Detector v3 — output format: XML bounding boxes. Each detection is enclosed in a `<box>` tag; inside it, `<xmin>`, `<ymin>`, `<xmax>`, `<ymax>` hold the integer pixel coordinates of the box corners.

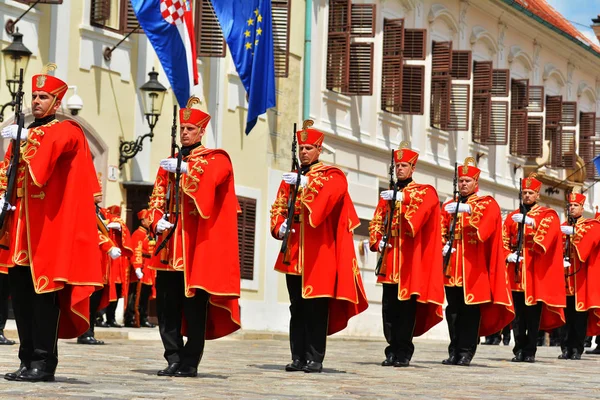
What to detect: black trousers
<box><xmin>124</xmin><ymin>283</ymin><xmax>152</xmax><ymax>324</ymax></box>
<box><xmin>286</xmin><ymin>274</ymin><xmax>329</xmax><ymax>363</ymax></box>
<box><xmin>560</xmin><ymin>295</ymin><xmax>588</xmax><ymax>355</ymax></box>
<box><xmin>80</xmin><ymin>287</ymin><xmax>104</xmax><ymax>338</ymax></box>
<box><xmin>9</xmin><ymin>266</ymin><xmax>60</xmax><ymax>373</ymax></box>
<box><xmin>382</xmin><ymin>283</ymin><xmax>417</xmax><ymax>360</ymax></box>
<box><xmin>445</xmin><ymin>286</ymin><xmax>481</xmax><ymax>360</ymax></box>
<box><xmin>156</xmin><ymin>271</ymin><xmax>209</xmax><ymax>368</ymax></box>
<box><xmin>512</xmin><ymin>291</ymin><xmax>543</xmax><ymax>357</ymax></box>
<box><xmin>0</xmin><ymin>273</ymin><xmax>9</xmax><ymax>333</ymax></box>
<box><xmin>105</xmin><ymin>283</ymin><xmax>122</xmax><ymax>323</ymax></box>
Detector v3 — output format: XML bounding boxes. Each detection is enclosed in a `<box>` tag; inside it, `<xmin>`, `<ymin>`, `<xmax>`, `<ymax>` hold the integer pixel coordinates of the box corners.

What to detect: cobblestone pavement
<box><xmin>0</xmin><ymin>330</ymin><xmax>599</xmax><ymax>400</ymax></box>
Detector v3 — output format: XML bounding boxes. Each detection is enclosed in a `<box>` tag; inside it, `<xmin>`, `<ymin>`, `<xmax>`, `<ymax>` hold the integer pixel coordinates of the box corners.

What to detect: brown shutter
<box><xmin>120</xmin><ymin>0</ymin><xmax>142</xmax><ymax>34</ymax></box>
<box><xmin>561</xmin><ymin>101</ymin><xmax>577</xmax><ymax>127</ymax></box>
<box><xmin>381</xmin><ymin>18</ymin><xmax>404</xmax><ymax>114</ymax></box>
<box><xmin>91</xmin><ymin>0</ymin><xmax>111</xmax><ymax>25</ymax></box>
<box><xmin>489</xmin><ymin>101</ymin><xmax>509</xmax><ymax>145</ymax></box>
<box><xmin>579</xmin><ymin>112</ymin><xmax>598</xmax><ymax>179</ymax></box>
<box><xmin>527</xmin><ymin>86</ymin><xmax>544</xmax><ymax>112</ymax></box>
<box><xmin>509</xmin><ymin>110</ymin><xmax>528</xmax><ymax>156</ymax></box>
<box><xmin>348</xmin><ymin>43</ymin><xmax>374</xmax><ymax>95</ymax></box>
<box><xmin>491</xmin><ymin>69</ymin><xmax>509</xmax><ymax>97</ymax></box>
<box><xmin>510</xmin><ymin>79</ymin><xmax>529</xmax><ymax>109</ymax></box>
<box><xmin>450</xmin><ymin>51</ymin><xmax>471</xmax><ymax>80</ymax></box>
<box><xmin>473</xmin><ymin>61</ymin><xmax>493</xmax><ymax>93</ymax></box>
<box><xmin>580</xmin><ymin>112</ymin><xmax>596</xmax><ymax>138</ymax></box>
<box><xmin>326</xmin><ymin>0</ymin><xmax>351</xmax><ymax>93</ymax></box>
<box><xmin>549</xmin><ymin>128</ymin><xmax>576</xmax><ymax>168</ymax></box>
<box><xmin>448</xmin><ymin>84</ymin><xmax>470</xmax><ymax>131</ymax></box>
<box><xmin>403</xmin><ymin>29</ymin><xmax>426</xmax><ymax>60</ymax></box>
<box><xmin>350</xmin><ymin>4</ymin><xmax>375</xmax><ymax>37</ymax></box>
<box><xmin>430</xmin><ymin>77</ymin><xmax>451</xmax><ymax>130</ymax></box>
<box><xmin>237</xmin><ymin>196</ymin><xmax>256</xmax><ymax>281</ymax></box>
<box><xmin>196</xmin><ymin>0</ymin><xmax>226</xmax><ymax>58</ymax></box>
<box><xmin>545</xmin><ymin>95</ymin><xmax>563</xmax><ymax>139</ymax></box>
<box><xmin>400</xmin><ymin>65</ymin><xmax>424</xmax><ymax>115</ymax></box>
<box><xmin>524</xmin><ymin>116</ymin><xmax>543</xmax><ymax>157</ymax></box>
<box><xmin>509</xmin><ymin>79</ymin><xmax>530</xmax><ymax>156</ymax></box>
<box><xmin>431</xmin><ymin>41</ymin><xmax>452</xmax><ymax>75</ymax></box>
<box><xmin>272</xmin><ymin>0</ymin><xmax>291</xmax><ymax>78</ymax></box>
<box><xmin>472</xmin><ymin>95</ymin><xmax>492</xmax><ymax>143</ymax></box>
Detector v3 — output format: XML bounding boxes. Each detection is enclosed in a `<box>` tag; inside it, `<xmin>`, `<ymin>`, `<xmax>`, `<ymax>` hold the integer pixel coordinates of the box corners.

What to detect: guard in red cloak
<box><xmin>0</xmin><ymin>64</ymin><xmax>103</xmax><ymax>382</ymax></box>
<box><xmin>270</xmin><ymin>120</ymin><xmax>368</xmax><ymax>373</ymax></box>
<box><xmin>368</xmin><ymin>143</ymin><xmax>444</xmax><ymax>367</ymax></box>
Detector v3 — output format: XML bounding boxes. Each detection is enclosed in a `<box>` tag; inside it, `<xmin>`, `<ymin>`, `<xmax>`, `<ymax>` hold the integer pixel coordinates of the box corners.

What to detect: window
<box><xmin>90</xmin><ymin>0</ymin><xmax>142</xmax><ymax>34</ymax></box>
<box><xmin>400</xmin><ymin>65</ymin><xmax>425</xmax><ymax>115</ymax></box>
<box><xmin>403</xmin><ymin>29</ymin><xmax>426</xmax><ymax>60</ymax></box>
<box><xmin>429</xmin><ymin>41</ymin><xmax>452</xmax><ymax>130</ymax></box>
<box><xmin>195</xmin><ymin>0</ymin><xmax>226</xmax><ymax>57</ymax></box>
<box><xmin>237</xmin><ymin>196</ymin><xmax>256</xmax><ymax>280</ymax></box>
<box><xmin>545</xmin><ymin>95</ymin><xmax>562</xmax><ymax>139</ymax></box>
<box><xmin>509</xmin><ymin>79</ymin><xmax>531</xmax><ymax>156</ymax></box>
<box><xmin>272</xmin><ymin>0</ymin><xmax>291</xmax><ymax>77</ymax></box>
<box><xmin>471</xmin><ymin>61</ymin><xmax>493</xmax><ymax>143</ymax></box>
<box><xmin>527</xmin><ymin>86</ymin><xmax>544</xmax><ymax>112</ymax></box>
<box><xmin>381</xmin><ymin>18</ymin><xmax>404</xmax><ymax>114</ymax></box>
<box><xmin>561</xmin><ymin>102</ymin><xmax>577</xmax><ymax>127</ymax></box>
<box><xmin>578</xmin><ymin>112</ymin><xmax>599</xmax><ymax>179</ymax></box>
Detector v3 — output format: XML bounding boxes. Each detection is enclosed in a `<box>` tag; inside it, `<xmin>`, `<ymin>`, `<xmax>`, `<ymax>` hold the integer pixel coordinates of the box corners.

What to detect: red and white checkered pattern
<box><xmin>160</xmin><ymin>0</ymin><xmax>186</xmax><ymax>25</ymax></box>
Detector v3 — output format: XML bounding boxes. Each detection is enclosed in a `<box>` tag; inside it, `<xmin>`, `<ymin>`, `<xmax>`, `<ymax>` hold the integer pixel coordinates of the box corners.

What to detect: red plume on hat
<box><xmin>393</xmin><ymin>141</ymin><xmax>419</xmax><ymax>165</ymax></box>
<box><xmin>458</xmin><ymin>157</ymin><xmax>480</xmax><ymax>180</ymax></box>
<box><xmin>522</xmin><ymin>173</ymin><xmax>542</xmax><ymax>192</ymax></box>
<box><xmin>296</xmin><ymin>119</ymin><xmax>324</xmax><ymax>146</ymax></box>
<box><xmin>179</xmin><ymin>96</ymin><xmax>211</xmax><ymax>128</ymax></box>
<box><xmin>32</xmin><ymin>63</ymin><xmax>68</xmax><ymax>101</ymax></box>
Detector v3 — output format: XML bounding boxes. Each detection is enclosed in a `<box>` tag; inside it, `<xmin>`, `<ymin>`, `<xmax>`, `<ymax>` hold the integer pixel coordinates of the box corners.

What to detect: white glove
<box><xmin>277</xmin><ymin>220</ymin><xmax>295</xmax><ymax>239</ymax></box>
<box><xmin>108</xmin><ymin>247</ymin><xmax>121</xmax><ymax>259</ymax></box>
<box><xmin>135</xmin><ymin>268</ymin><xmax>144</xmax><ymax>279</ymax></box>
<box><xmin>512</xmin><ymin>213</ymin><xmax>535</xmax><ymax>227</ymax></box>
<box><xmin>156</xmin><ymin>218</ymin><xmax>174</xmax><ymax>234</ymax></box>
<box><xmin>106</xmin><ymin>222</ymin><xmax>121</xmax><ymax>231</ymax></box>
<box><xmin>442</xmin><ymin>244</ymin><xmax>456</xmax><ymax>256</ymax></box>
<box><xmin>506</xmin><ymin>252</ymin><xmax>523</xmax><ymax>263</ymax></box>
<box><xmin>444</xmin><ymin>202</ymin><xmax>471</xmax><ymax>214</ymax></box>
<box><xmin>1</xmin><ymin>124</ymin><xmax>29</xmax><ymax>141</ymax></box>
<box><xmin>282</xmin><ymin>172</ymin><xmax>308</xmax><ymax>187</ymax></box>
<box><xmin>561</xmin><ymin>226</ymin><xmax>575</xmax><ymax>236</ymax></box>
<box><xmin>160</xmin><ymin>158</ymin><xmax>188</xmax><ymax>174</ymax></box>
<box><xmin>380</xmin><ymin>190</ymin><xmax>403</xmax><ymax>202</ymax></box>
<box><xmin>378</xmin><ymin>240</ymin><xmax>392</xmax><ymax>252</ymax></box>
<box><xmin>563</xmin><ymin>258</ymin><xmax>571</xmax><ymax>268</ymax></box>
<box><xmin>0</xmin><ymin>197</ymin><xmax>15</xmax><ymax>212</ymax></box>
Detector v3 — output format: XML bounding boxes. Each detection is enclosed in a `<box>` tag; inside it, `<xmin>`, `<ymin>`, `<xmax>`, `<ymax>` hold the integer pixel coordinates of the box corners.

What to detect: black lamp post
<box><xmin>119</xmin><ymin>68</ymin><xmax>167</xmax><ymax>169</ymax></box>
<box><xmin>0</xmin><ymin>29</ymin><xmax>32</xmax><ymax>122</ymax></box>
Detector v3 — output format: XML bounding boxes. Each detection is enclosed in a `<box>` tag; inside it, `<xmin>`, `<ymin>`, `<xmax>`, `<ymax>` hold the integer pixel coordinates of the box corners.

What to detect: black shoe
<box><xmin>442</xmin><ymin>355</ymin><xmax>458</xmax><ymax>365</ymax></box>
<box><xmin>482</xmin><ymin>338</ymin><xmax>493</xmax><ymax>345</ymax></box>
<box><xmin>95</xmin><ymin>319</ymin><xmax>109</xmax><ymax>328</ymax></box>
<box><xmin>302</xmin><ymin>361</ymin><xmax>323</xmax><ymax>373</ymax></box>
<box><xmin>585</xmin><ymin>346</ymin><xmax>600</xmax><ymax>355</ymax></box>
<box><xmin>4</xmin><ymin>365</ymin><xmax>28</xmax><ymax>381</ymax></box>
<box><xmin>124</xmin><ymin>320</ymin><xmax>137</xmax><ymax>328</ymax></box>
<box><xmin>558</xmin><ymin>351</ymin><xmax>571</xmax><ymax>360</ymax></box>
<box><xmin>393</xmin><ymin>358</ymin><xmax>410</xmax><ymax>367</ymax></box>
<box><xmin>503</xmin><ymin>338</ymin><xmax>510</xmax><ymax>346</ymax></box>
<box><xmin>585</xmin><ymin>337</ymin><xmax>592</xmax><ymax>347</ymax></box>
<box><xmin>77</xmin><ymin>336</ymin><xmax>104</xmax><ymax>345</ymax></box>
<box><xmin>571</xmin><ymin>350</ymin><xmax>582</xmax><ymax>360</ymax></box>
<box><xmin>491</xmin><ymin>337</ymin><xmax>501</xmax><ymax>345</ymax></box>
<box><xmin>285</xmin><ymin>359</ymin><xmax>306</xmax><ymax>371</ymax></box>
<box><xmin>381</xmin><ymin>355</ymin><xmax>396</xmax><ymax>367</ymax></box>
<box><xmin>15</xmin><ymin>368</ymin><xmax>55</xmax><ymax>382</ymax></box>
<box><xmin>157</xmin><ymin>362</ymin><xmax>180</xmax><ymax>376</ymax></box>
<box><xmin>0</xmin><ymin>334</ymin><xmax>15</xmax><ymax>345</ymax></box>
<box><xmin>456</xmin><ymin>356</ymin><xmax>471</xmax><ymax>366</ymax></box>
<box><xmin>523</xmin><ymin>356</ymin><xmax>535</xmax><ymax>363</ymax></box>
<box><xmin>511</xmin><ymin>352</ymin><xmax>524</xmax><ymax>362</ymax></box>
<box><xmin>141</xmin><ymin>320</ymin><xmax>156</xmax><ymax>328</ymax></box>
<box><xmin>174</xmin><ymin>365</ymin><xmax>197</xmax><ymax>377</ymax></box>
<box><xmin>107</xmin><ymin>320</ymin><xmax>122</xmax><ymax>328</ymax></box>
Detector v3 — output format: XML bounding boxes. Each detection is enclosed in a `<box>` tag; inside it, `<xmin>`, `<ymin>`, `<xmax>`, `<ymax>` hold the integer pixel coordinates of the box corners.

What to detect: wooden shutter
<box><xmin>524</xmin><ymin>116</ymin><xmax>543</xmax><ymax>157</ymax></box>
<box><xmin>430</xmin><ymin>77</ymin><xmax>451</xmax><ymax>130</ymax></box>
<box><xmin>272</xmin><ymin>0</ymin><xmax>291</xmax><ymax>78</ymax></box>
<box><xmin>91</xmin><ymin>0</ymin><xmax>111</xmax><ymax>26</ymax></box>
<box><xmin>350</xmin><ymin>4</ymin><xmax>375</xmax><ymax>37</ymax></box>
<box><xmin>545</xmin><ymin>95</ymin><xmax>562</xmax><ymax>139</ymax></box>
<box><xmin>448</xmin><ymin>84</ymin><xmax>470</xmax><ymax>131</ymax></box>
<box><xmin>549</xmin><ymin>129</ymin><xmax>576</xmax><ymax>168</ymax></box>
<box><xmin>326</xmin><ymin>0</ymin><xmax>351</xmax><ymax>93</ymax></box>
<box><xmin>431</xmin><ymin>41</ymin><xmax>452</xmax><ymax>75</ymax></box>
<box><xmin>579</xmin><ymin>112</ymin><xmax>598</xmax><ymax>179</ymax></box>
<box><xmin>450</xmin><ymin>51</ymin><xmax>471</xmax><ymax>80</ymax></box>
<box><xmin>473</xmin><ymin>61</ymin><xmax>493</xmax><ymax>93</ymax></box>
<box><xmin>472</xmin><ymin>95</ymin><xmax>492</xmax><ymax>143</ymax></box>
<box><xmin>381</xmin><ymin>19</ymin><xmax>404</xmax><ymax>114</ymax></box>
<box><xmin>489</xmin><ymin>101</ymin><xmax>509</xmax><ymax>145</ymax></box>
<box><xmin>509</xmin><ymin>79</ymin><xmax>530</xmax><ymax>156</ymax></box>
<box><xmin>510</xmin><ymin>79</ymin><xmax>529</xmax><ymax>109</ymax></box>
<box><xmin>561</xmin><ymin>102</ymin><xmax>577</xmax><ymax>127</ymax></box>
<box><xmin>237</xmin><ymin>196</ymin><xmax>256</xmax><ymax>280</ymax></box>
<box><xmin>400</xmin><ymin>65</ymin><xmax>424</xmax><ymax>115</ymax></box>
<box><xmin>120</xmin><ymin>0</ymin><xmax>142</xmax><ymax>34</ymax></box>
<box><xmin>348</xmin><ymin>43</ymin><xmax>374</xmax><ymax>95</ymax></box>
<box><xmin>491</xmin><ymin>69</ymin><xmax>509</xmax><ymax>97</ymax></box>
<box><xmin>403</xmin><ymin>29</ymin><xmax>426</xmax><ymax>60</ymax></box>
<box><xmin>196</xmin><ymin>0</ymin><xmax>226</xmax><ymax>57</ymax></box>
<box><xmin>580</xmin><ymin>112</ymin><xmax>596</xmax><ymax>138</ymax></box>
<box><xmin>527</xmin><ymin>86</ymin><xmax>544</xmax><ymax>112</ymax></box>
<box><xmin>509</xmin><ymin>111</ymin><xmax>528</xmax><ymax>156</ymax></box>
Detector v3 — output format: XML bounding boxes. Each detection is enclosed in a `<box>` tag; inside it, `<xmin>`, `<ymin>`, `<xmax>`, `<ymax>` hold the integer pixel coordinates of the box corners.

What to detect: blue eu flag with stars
<box><xmin>211</xmin><ymin>0</ymin><xmax>276</xmax><ymax>134</ymax></box>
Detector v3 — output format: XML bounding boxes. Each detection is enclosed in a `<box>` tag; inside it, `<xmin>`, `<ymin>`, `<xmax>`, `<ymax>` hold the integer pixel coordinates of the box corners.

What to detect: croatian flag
<box><xmin>130</xmin><ymin>0</ymin><xmax>198</xmax><ymax>107</ymax></box>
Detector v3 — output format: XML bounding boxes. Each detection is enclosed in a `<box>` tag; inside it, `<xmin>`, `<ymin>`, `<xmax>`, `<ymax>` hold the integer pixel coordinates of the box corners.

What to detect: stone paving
<box><xmin>0</xmin><ymin>325</ymin><xmax>599</xmax><ymax>400</ymax></box>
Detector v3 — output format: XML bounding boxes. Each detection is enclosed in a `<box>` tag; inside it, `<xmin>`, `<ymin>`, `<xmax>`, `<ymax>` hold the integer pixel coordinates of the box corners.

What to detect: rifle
<box><xmin>443</xmin><ymin>163</ymin><xmax>461</xmax><ymax>277</ymax></box>
<box><xmin>563</xmin><ymin>204</ymin><xmax>579</xmax><ymax>280</ymax></box>
<box><xmin>0</xmin><ymin>69</ymin><xmax>25</xmax><ymax>248</ymax></box>
<box><xmin>154</xmin><ymin>106</ymin><xmax>180</xmax><ymax>258</ymax></box>
<box><xmin>96</xmin><ymin>204</ymin><xmax>110</xmax><ymax>237</ymax></box>
<box><xmin>280</xmin><ymin>123</ymin><xmax>299</xmax><ymax>264</ymax></box>
<box><xmin>375</xmin><ymin>150</ymin><xmax>397</xmax><ymax>277</ymax></box>
<box><xmin>513</xmin><ymin>179</ymin><xmax>526</xmax><ymax>283</ymax></box>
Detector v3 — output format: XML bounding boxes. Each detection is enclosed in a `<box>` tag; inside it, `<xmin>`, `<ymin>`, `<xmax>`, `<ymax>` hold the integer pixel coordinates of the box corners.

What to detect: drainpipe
<box><xmin>302</xmin><ymin>0</ymin><xmax>312</xmax><ymax>120</ymax></box>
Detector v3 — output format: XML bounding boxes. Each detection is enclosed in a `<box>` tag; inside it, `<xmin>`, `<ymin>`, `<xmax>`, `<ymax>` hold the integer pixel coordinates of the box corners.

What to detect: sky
<box><xmin>546</xmin><ymin>0</ymin><xmax>600</xmax><ymax>46</ymax></box>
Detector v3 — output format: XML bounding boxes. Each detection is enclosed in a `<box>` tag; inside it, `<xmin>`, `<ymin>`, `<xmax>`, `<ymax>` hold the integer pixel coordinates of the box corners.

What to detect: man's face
<box><xmin>180</xmin><ymin>123</ymin><xmax>203</xmax><ymax>147</ymax></box>
<box><xmin>395</xmin><ymin>162</ymin><xmax>415</xmax><ymax>181</ymax></box>
<box><xmin>569</xmin><ymin>202</ymin><xmax>583</xmax><ymax>218</ymax></box>
<box><xmin>94</xmin><ymin>194</ymin><xmax>103</xmax><ymax>204</ymax></box>
<box><xmin>32</xmin><ymin>91</ymin><xmax>60</xmax><ymax>119</ymax></box>
<box><xmin>458</xmin><ymin>176</ymin><xmax>477</xmax><ymax>197</ymax></box>
<box><xmin>522</xmin><ymin>189</ymin><xmax>539</xmax><ymax>205</ymax></box>
<box><xmin>299</xmin><ymin>144</ymin><xmax>321</xmax><ymax>166</ymax></box>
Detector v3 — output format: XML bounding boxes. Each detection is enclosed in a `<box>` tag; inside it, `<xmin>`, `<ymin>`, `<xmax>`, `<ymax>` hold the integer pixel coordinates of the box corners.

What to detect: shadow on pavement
<box><xmin>250</xmin><ymin>364</ymin><xmax>349</xmax><ymax>374</ymax></box>
<box><xmin>54</xmin><ymin>377</ymin><xmax>91</xmax><ymax>385</ymax></box>
<box><xmin>131</xmin><ymin>369</ymin><xmax>229</xmax><ymax>379</ymax></box>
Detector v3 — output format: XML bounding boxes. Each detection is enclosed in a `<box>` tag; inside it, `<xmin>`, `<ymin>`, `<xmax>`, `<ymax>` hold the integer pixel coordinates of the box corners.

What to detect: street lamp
<box><xmin>119</xmin><ymin>68</ymin><xmax>167</xmax><ymax>169</ymax></box>
<box><xmin>0</xmin><ymin>29</ymin><xmax>32</xmax><ymax>122</ymax></box>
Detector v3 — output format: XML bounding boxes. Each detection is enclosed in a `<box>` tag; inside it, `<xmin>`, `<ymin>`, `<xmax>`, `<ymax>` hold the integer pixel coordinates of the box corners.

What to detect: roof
<box><xmin>504</xmin><ymin>0</ymin><xmax>600</xmax><ymax>55</ymax></box>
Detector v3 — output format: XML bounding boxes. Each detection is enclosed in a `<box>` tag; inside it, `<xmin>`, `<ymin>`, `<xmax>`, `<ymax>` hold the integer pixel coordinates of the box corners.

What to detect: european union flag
<box><xmin>211</xmin><ymin>0</ymin><xmax>276</xmax><ymax>134</ymax></box>
<box><xmin>594</xmin><ymin>155</ymin><xmax>600</xmax><ymax>176</ymax></box>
